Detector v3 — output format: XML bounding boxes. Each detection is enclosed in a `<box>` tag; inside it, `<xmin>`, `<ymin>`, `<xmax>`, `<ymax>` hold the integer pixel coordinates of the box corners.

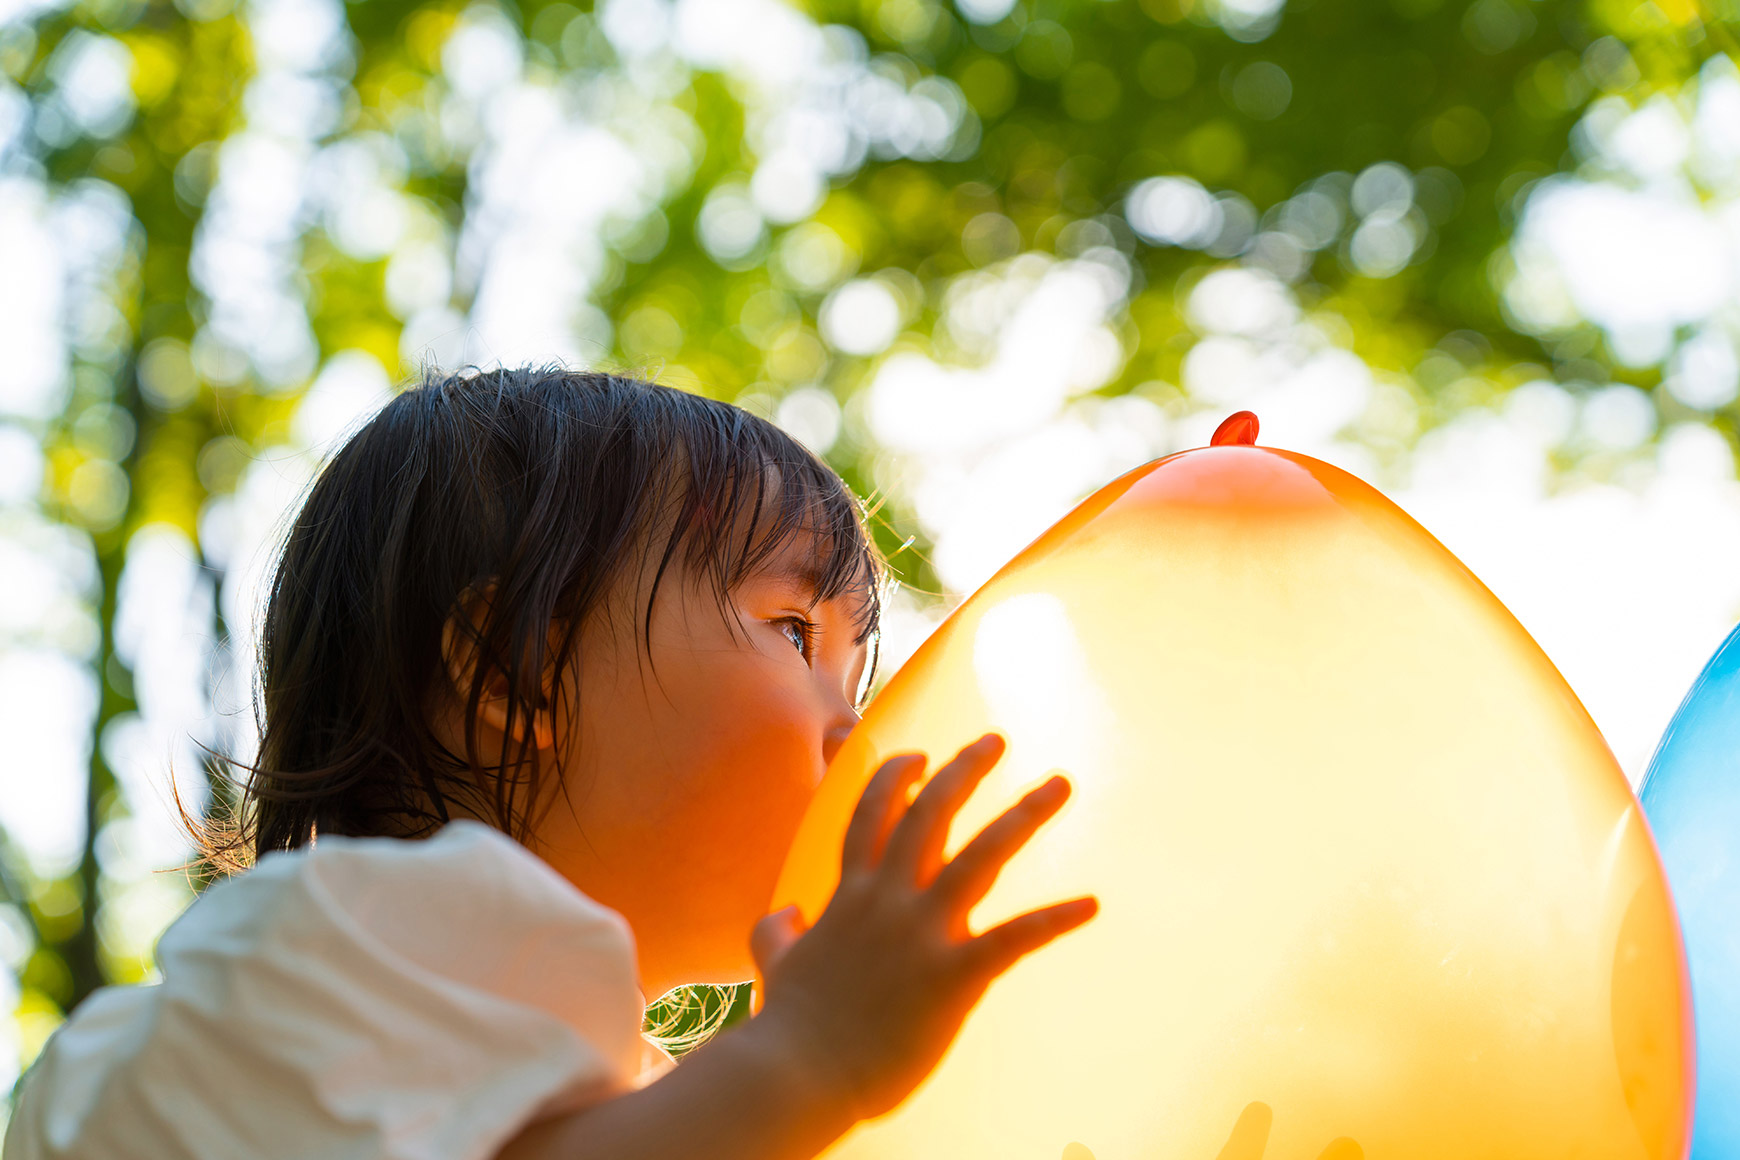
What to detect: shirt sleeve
<box><xmin>5</xmin><ymin>820</ymin><xmax>656</xmax><ymax>1160</ymax></box>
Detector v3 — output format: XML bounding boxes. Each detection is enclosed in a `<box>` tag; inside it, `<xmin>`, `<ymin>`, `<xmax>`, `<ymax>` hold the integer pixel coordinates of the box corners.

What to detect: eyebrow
<box><xmin>747</xmin><ymin>550</ymin><xmax>879</xmax><ymax>648</ymax></box>
<box><xmin>756</xmin><ymin>562</ymin><xmax>875</xmax><ymax>634</ymax></box>
<box><xmin>756</xmin><ymin>561</ymin><xmax>827</xmax><ymax>599</ymax></box>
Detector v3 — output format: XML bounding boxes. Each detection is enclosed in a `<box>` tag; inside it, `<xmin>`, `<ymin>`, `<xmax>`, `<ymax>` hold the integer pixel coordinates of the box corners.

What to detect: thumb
<box><xmin>751</xmin><ymin>904</ymin><xmax>809</xmax><ymax>978</ymax></box>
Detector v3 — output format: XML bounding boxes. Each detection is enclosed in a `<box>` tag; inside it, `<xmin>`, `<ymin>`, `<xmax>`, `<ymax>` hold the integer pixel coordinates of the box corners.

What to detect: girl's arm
<box><xmin>498</xmin><ymin>734</ymin><xmax>1097</xmax><ymax>1160</ymax></box>
<box><xmin>497</xmin><ymin>1008</ymin><xmax>852</xmax><ymax>1160</ymax></box>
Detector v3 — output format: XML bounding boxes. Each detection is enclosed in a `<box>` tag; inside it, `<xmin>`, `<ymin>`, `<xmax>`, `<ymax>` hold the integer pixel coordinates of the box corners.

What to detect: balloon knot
<box><xmin>1211</xmin><ymin>411</ymin><xmax>1260</xmax><ymax>447</ymax></box>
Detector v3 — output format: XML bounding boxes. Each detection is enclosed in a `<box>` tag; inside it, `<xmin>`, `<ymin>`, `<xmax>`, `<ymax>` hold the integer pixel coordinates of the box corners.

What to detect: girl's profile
<box><xmin>5</xmin><ymin>366</ymin><xmax>1096</xmax><ymax>1160</ymax></box>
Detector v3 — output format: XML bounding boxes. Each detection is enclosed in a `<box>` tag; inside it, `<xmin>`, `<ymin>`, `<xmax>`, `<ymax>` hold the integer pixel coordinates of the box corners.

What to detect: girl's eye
<box><xmin>776</xmin><ymin>616</ymin><xmax>818</xmax><ymax>662</ymax></box>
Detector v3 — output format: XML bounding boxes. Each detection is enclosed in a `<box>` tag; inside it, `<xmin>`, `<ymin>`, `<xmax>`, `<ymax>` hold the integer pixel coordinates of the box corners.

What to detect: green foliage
<box><xmin>0</xmin><ymin>0</ymin><xmax>1730</xmax><ymax>1102</ymax></box>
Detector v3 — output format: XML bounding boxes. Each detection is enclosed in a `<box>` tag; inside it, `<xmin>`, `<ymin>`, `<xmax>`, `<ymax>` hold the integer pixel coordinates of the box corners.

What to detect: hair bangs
<box><xmin>659</xmin><ymin>403</ymin><xmax>883</xmax><ymax>651</ymax></box>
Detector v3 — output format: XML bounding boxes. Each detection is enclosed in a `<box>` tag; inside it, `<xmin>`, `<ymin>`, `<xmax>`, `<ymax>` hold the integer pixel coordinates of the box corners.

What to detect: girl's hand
<box><xmin>747</xmin><ymin>733</ymin><xmax>1099</xmax><ymax>1122</ymax></box>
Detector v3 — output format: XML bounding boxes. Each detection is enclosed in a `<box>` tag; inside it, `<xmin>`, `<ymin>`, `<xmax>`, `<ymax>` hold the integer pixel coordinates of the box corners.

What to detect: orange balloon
<box><xmin>772</xmin><ymin>415</ymin><xmax>1692</xmax><ymax>1160</ymax></box>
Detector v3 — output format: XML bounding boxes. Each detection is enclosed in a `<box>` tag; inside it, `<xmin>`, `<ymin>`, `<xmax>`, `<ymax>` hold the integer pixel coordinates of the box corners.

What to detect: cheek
<box><xmin>677</xmin><ymin>657</ymin><xmax>820</xmax><ymax>825</ymax></box>
<box><xmin>652</xmin><ymin>651</ymin><xmax>827</xmax><ymax>885</ymax></box>
<box><xmin>551</xmin><ymin>602</ymin><xmax>832</xmax><ymax>928</ymax></box>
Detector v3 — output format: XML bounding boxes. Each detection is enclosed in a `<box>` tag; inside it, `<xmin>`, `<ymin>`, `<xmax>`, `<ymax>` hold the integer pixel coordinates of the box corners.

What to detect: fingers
<box><xmin>879</xmin><ymin>733</ymin><xmax>1006</xmax><ymax>882</ymax></box>
<box><xmin>840</xmin><ymin>753</ymin><xmax>926</xmax><ymax>873</ymax></box>
<box><xmin>929</xmin><ymin>774</ymin><xmax>1071</xmax><ymax>911</ymax></box>
<box><xmin>751</xmin><ymin>905</ymin><xmax>810</xmax><ymax>976</ymax></box>
<box><xmin>967</xmin><ymin>896</ymin><xmax>1099</xmax><ymax>979</ymax></box>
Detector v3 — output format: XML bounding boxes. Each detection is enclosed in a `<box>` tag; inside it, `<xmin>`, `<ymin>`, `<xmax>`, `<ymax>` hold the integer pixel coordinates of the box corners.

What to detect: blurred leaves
<box><xmin>0</xmin><ymin>0</ymin><xmax>1733</xmax><ymax>1111</ymax></box>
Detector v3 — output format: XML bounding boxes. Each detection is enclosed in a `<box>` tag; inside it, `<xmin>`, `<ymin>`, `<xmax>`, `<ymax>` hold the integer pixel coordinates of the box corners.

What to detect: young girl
<box><xmin>6</xmin><ymin>368</ymin><xmax>1097</xmax><ymax>1160</ymax></box>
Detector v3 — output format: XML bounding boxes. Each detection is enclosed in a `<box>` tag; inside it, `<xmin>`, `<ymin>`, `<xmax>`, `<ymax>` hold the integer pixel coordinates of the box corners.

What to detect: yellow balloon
<box><xmin>772</xmin><ymin>416</ymin><xmax>1692</xmax><ymax>1160</ymax></box>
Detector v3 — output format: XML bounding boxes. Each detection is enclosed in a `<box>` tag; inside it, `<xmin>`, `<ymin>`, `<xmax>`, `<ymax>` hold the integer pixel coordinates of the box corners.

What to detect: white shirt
<box><xmin>5</xmin><ymin>820</ymin><xmax>669</xmax><ymax>1160</ymax></box>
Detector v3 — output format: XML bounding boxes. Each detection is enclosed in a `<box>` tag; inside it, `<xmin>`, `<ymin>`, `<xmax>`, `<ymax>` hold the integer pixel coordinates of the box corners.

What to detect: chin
<box><xmin>647</xmin><ymin>938</ymin><xmax>757</xmax><ymax>996</ymax></box>
<box><xmin>679</xmin><ymin>957</ymin><xmax>757</xmax><ymax>989</ymax></box>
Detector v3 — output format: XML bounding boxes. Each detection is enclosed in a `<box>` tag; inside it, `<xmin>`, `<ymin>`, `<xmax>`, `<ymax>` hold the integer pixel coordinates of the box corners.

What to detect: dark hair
<box><xmin>202</xmin><ymin>367</ymin><xmax>882</xmax><ymax>870</ymax></box>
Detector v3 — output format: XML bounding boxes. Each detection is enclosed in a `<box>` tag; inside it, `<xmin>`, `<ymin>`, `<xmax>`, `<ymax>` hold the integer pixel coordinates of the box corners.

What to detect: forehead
<box><xmin>746</xmin><ymin>531</ymin><xmax>846</xmax><ymax>599</ymax></box>
<box><xmin>710</xmin><ymin>466</ymin><xmax>852</xmax><ymax>582</ymax></box>
<box><xmin>747</xmin><ymin>528</ymin><xmax>878</xmax><ymax>625</ymax></box>
<box><xmin>669</xmin><ymin>454</ymin><xmax>879</xmax><ymax>633</ymax></box>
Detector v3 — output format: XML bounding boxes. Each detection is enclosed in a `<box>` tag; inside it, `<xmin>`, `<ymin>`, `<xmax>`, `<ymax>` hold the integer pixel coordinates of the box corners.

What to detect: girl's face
<box><xmin>529</xmin><ymin>531</ymin><xmax>870</xmax><ymax>1000</ymax></box>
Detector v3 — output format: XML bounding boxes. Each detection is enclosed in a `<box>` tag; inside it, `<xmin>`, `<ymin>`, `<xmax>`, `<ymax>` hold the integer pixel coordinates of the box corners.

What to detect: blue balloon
<box><xmin>1641</xmin><ymin>623</ymin><xmax>1740</xmax><ymax>1159</ymax></box>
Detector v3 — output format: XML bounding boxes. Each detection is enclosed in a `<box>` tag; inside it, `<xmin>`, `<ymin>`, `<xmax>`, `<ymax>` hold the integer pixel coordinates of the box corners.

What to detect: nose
<box><xmin>821</xmin><ymin>706</ymin><xmax>860</xmax><ymax>767</ymax></box>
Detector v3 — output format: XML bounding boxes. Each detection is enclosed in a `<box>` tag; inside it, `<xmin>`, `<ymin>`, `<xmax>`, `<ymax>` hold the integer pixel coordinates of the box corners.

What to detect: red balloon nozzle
<box><xmin>1211</xmin><ymin>411</ymin><xmax>1260</xmax><ymax>447</ymax></box>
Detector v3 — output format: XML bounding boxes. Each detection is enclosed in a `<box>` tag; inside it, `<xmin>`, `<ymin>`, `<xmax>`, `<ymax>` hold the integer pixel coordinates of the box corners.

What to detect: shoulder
<box><xmin>208</xmin><ymin>821</ymin><xmax>635</xmax><ymax>977</ymax></box>
<box><xmin>7</xmin><ymin>823</ymin><xmax>649</xmax><ymax>1160</ymax></box>
<box><xmin>198</xmin><ymin>818</ymin><xmax>608</xmax><ymax>927</ymax></box>
<box><xmin>174</xmin><ymin>819</ymin><xmax>648</xmax><ymax>1070</ymax></box>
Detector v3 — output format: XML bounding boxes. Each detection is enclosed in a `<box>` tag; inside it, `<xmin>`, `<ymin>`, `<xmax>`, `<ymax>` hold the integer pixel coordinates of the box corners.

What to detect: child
<box><xmin>6</xmin><ymin>368</ymin><xmax>1097</xmax><ymax>1160</ymax></box>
